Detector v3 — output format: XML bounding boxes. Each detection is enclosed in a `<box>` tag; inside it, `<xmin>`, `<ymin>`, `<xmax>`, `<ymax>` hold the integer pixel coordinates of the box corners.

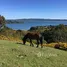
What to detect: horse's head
<box><xmin>23</xmin><ymin>37</ymin><xmax>26</xmax><ymax>45</ymax></box>
<box><xmin>23</xmin><ymin>35</ymin><xmax>27</xmax><ymax>45</ymax></box>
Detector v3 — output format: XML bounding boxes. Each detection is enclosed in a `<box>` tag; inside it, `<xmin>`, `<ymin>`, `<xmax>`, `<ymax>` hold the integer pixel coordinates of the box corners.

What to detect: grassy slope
<box><xmin>0</xmin><ymin>40</ymin><xmax>67</xmax><ymax>67</ymax></box>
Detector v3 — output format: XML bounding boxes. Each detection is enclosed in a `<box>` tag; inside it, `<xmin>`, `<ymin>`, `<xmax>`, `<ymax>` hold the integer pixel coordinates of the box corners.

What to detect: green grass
<box><xmin>0</xmin><ymin>40</ymin><xmax>67</xmax><ymax>67</ymax></box>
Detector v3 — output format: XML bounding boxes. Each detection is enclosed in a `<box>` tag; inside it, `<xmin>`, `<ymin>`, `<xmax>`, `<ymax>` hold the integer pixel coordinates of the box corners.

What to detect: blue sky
<box><xmin>0</xmin><ymin>0</ymin><xmax>67</xmax><ymax>19</ymax></box>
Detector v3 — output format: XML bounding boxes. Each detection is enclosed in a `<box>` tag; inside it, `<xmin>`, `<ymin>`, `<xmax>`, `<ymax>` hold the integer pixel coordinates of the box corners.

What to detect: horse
<box><xmin>22</xmin><ymin>32</ymin><xmax>43</xmax><ymax>48</ymax></box>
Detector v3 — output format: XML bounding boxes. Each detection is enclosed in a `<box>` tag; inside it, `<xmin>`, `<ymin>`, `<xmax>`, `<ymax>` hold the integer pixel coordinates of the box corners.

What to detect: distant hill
<box><xmin>6</xmin><ymin>19</ymin><xmax>67</xmax><ymax>24</ymax></box>
<box><xmin>6</xmin><ymin>19</ymin><xmax>24</xmax><ymax>24</ymax></box>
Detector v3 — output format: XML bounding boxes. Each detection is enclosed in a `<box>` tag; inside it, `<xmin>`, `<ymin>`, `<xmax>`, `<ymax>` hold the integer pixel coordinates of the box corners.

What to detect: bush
<box><xmin>43</xmin><ymin>24</ymin><xmax>67</xmax><ymax>43</ymax></box>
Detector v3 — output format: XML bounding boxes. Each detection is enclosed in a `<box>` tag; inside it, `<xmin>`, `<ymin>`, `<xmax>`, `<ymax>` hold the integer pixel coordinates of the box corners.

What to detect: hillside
<box><xmin>0</xmin><ymin>27</ymin><xmax>28</xmax><ymax>41</ymax></box>
<box><xmin>0</xmin><ymin>40</ymin><xmax>67</xmax><ymax>67</ymax></box>
<box><xmin>6</xmin><ymin>19</ymin><xmax>24</xmax><ymax>24</ymax></box>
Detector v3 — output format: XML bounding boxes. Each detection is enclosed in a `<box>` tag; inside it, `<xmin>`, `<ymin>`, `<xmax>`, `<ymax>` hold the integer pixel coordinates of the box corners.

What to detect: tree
<box><xmin>43</xmin><ymin>24</ymin><xmax>67</xmax><ymax>43</ymax></box>
<box><xmin>0</xmin><ymin>15</ymin><xmax>6</xmax><ymax>29</ymax></box>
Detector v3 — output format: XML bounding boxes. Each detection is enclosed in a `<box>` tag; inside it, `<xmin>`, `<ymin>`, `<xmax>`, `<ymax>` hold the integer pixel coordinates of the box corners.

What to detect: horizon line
<box><xmin>6</xmin><ymin>18</ymin><xmax>67</xmax><ymax>20</ymax></box>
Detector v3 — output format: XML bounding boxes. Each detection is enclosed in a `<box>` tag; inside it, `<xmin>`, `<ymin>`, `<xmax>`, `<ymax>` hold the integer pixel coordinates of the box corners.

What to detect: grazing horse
<box><xmin>23</xmin><ymin>32</ymin><xmax>43</xmax><ymax>48</ymax></box>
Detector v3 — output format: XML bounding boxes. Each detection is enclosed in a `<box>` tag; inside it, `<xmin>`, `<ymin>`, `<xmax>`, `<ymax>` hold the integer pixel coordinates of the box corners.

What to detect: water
<box><xmin>6</xmin><ymin>21</ymin><xmax>67</xmax><ymax>30</ymax></box>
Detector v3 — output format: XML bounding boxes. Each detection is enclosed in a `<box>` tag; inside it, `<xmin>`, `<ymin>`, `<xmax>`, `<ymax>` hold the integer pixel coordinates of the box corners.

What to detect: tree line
<box><xmin>42</xmin><ymin>24</ymin><xmax>67</xmax><ymax>43</ymax></box>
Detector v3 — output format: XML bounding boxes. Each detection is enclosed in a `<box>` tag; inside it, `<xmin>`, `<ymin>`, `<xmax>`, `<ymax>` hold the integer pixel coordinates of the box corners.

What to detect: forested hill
<box><xmin>6</xmin><ymin>19</ymin><xmax>24</xmax><ymax>24</ymax></box>
<box><xmin>6</xmin><ymin>19</ymin><xmax>67</xmax><ymax>24</ymax></box>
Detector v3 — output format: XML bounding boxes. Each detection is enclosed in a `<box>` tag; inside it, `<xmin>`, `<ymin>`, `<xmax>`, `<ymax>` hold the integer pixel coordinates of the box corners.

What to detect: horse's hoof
<box><xmin>36</xmin><ymin>46</ymin><xmax>38</xmax><ymax>48</ymax></box>
<box><xmin>32</xmin><ymin>45</ymin><xmax>34</xmax><ymax>47</ymax></box>
<box><xmin>41</xmin><ymin>46</ymin><xmax>43</xmax><ymax>48</ymax></box>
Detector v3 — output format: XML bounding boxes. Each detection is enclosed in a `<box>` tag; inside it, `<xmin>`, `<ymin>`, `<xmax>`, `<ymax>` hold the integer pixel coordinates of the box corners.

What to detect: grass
<box><xmin>0</xmin><ymin>40</ymin><xmax>67</xmax><ymax>67</ymax></box>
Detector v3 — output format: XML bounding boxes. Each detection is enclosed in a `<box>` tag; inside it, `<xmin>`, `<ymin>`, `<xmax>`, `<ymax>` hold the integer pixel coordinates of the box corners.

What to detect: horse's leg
<box><xmin>30</xmin><ymin>39</ymin><xmax>32</xmax><ymax>46</ymax></box>
<box><xmin>30</xmin><ymin>39</ymin><xmax>34</xmax><ymax>47</ymax></box>
<box><xmin>41</xmin><ymin>44</ymin><xmax>43</xmax><ymax>48</ymax></box>
<box><xmin>40</xmin><ymin>38</ymin><xmax>43</xmax><ymax>48</ymax></box>
<box><xmin>36</xmin><ymin>39</ymin><xmax>39</xmax><ymax>48</ymax></box>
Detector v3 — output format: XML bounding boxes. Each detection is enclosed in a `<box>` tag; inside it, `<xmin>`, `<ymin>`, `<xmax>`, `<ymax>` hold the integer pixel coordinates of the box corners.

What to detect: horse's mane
<box><xmin>27</xmin><ymin>31</ymin><xmax>40</xmax><ymax>35</ymax></box>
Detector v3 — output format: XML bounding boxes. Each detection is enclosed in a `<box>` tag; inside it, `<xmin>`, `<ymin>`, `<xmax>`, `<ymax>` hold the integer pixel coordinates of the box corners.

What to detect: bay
<box><xmin>6</xmin><ymin>21</ymin><xmax>67</xmax><ymax>30</ymax></box>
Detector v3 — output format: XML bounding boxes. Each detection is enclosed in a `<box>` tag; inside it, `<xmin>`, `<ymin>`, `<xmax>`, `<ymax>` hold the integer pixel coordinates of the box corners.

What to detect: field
<box><xmin>0</xmin><ymin>40</ymin><xmax>67</xmax><ymax>67</ymax></box>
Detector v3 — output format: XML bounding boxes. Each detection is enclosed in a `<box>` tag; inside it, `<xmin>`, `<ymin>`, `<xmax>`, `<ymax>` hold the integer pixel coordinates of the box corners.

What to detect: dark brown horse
<box><xmin>23</xmin><ymin>32</ymin><xmax>43</xmax><ymax>48</ymax></box>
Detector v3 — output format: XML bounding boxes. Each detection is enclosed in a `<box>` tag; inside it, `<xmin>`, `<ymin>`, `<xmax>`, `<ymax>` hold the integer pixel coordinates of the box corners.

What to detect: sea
<box><xmin>6</xmin><ymin>21</ymin><xmax>67</xmax><ymax>30</ymax></box>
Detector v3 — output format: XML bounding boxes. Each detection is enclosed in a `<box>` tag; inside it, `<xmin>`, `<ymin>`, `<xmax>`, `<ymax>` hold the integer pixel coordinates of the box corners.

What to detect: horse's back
<box><xmin>26</xmin><ymin>32</ymin><xmax>40</xmax><ymax>39</ymax></box>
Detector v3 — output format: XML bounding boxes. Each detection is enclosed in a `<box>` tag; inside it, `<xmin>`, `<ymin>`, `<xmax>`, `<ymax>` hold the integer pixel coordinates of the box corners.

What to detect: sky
<box><xmin>0</xmin><ymin>0</ymin><xmax>67</xmax><ymax>19</ymax></box>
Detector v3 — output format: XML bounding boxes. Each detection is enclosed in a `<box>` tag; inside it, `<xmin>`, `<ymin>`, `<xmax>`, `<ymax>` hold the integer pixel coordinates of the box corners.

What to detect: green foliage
<box><xmin>0</xmin><ymin>27</ymin><xmax>28</xmax><ymax>41</ymax></box>
<box><xmin>43</xmin><ymin>24</ymin><xmax>67</xmax><ymax>43</ymax></box>
<box><xmin>0</xmin><ymin>15</ymin><xmax>6</xmax><ymax>29</ymax></box>
<box><xmin>29</xmin><ymin>26</ymin><xmax>48</xmax><ymax>32</ymax></box>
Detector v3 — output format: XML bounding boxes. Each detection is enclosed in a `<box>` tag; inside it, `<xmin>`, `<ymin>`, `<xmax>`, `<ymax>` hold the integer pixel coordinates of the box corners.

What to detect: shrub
<box><xmin>43</xmin><ymin>24</ymin><xmax>67</xmax><ymax>43</ymax></box>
